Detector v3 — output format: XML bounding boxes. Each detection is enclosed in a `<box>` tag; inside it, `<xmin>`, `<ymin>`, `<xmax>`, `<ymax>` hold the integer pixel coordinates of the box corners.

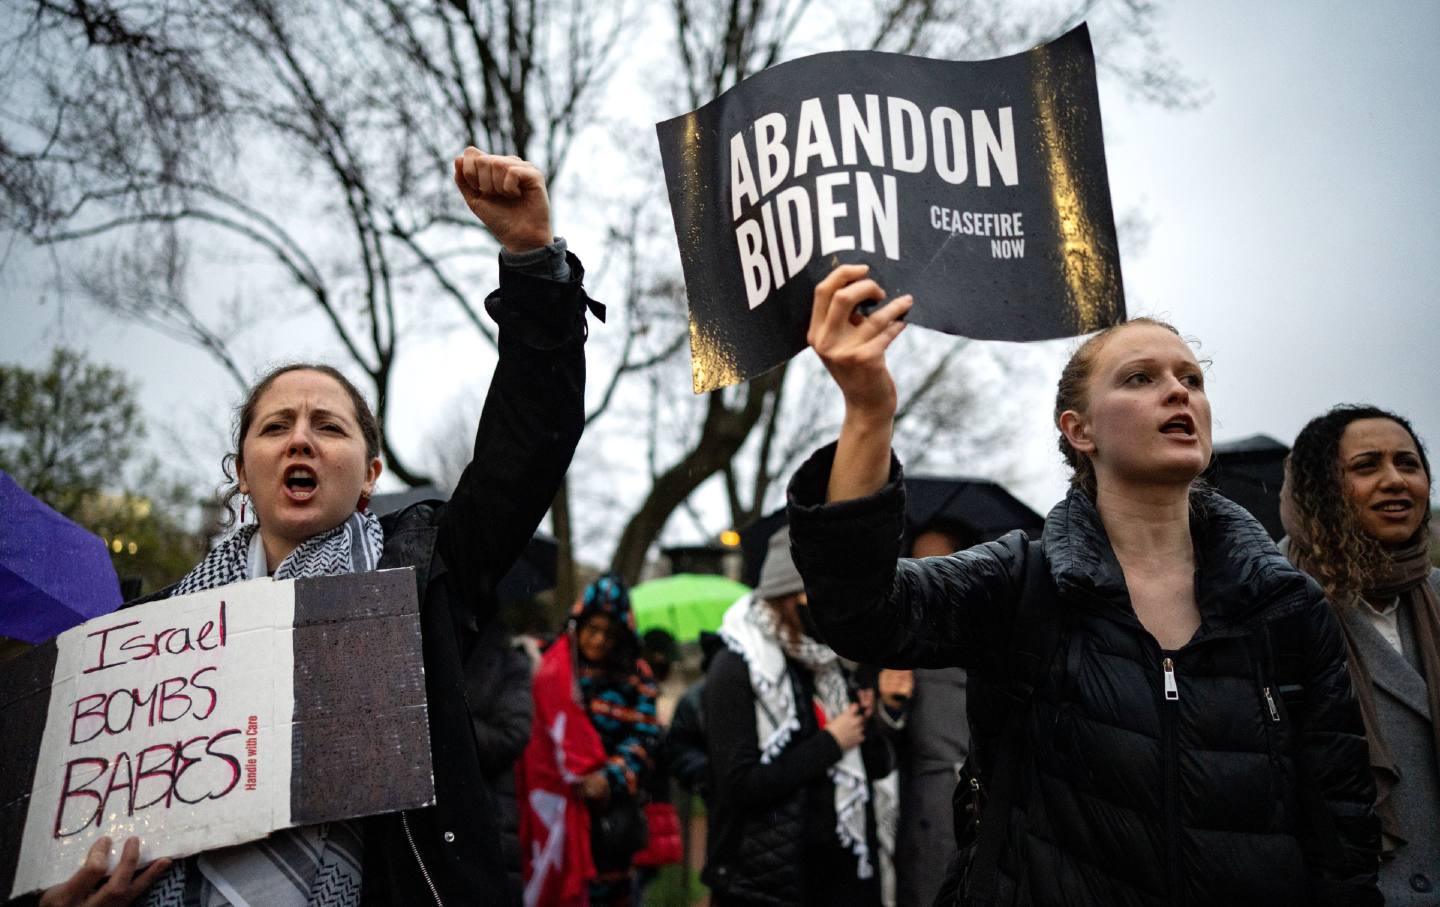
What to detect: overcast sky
<box><xmin>2</xmin><ymin>0</ymin><xmax>1437</xmax><ymax>546</ymax></box>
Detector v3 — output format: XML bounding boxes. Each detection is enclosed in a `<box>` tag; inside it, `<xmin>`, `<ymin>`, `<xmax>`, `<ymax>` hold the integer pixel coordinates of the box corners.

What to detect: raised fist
<box><xmin>453</xmin><ymin>147</ymin><xmax>553</xmax><ymax>253</ymax></box>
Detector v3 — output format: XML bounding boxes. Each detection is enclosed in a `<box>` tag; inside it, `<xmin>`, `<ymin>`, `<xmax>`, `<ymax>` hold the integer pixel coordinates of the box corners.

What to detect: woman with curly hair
<box><xmin>1282</xmin><ymin>404</ymin><xmax>1440</xmax><ymax>905</ymax></box>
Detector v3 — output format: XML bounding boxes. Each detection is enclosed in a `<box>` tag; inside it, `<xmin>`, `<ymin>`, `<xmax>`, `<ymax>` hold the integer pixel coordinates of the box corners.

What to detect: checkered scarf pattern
<box><xmin>173</xmin><ymin>510</ymin><xmax>383</xmax><ymax>593</ymax></box>
<box><xmin>142</xmin><ymin>509</ymin><xmax>381</xmax><ymax>907</ymax></box>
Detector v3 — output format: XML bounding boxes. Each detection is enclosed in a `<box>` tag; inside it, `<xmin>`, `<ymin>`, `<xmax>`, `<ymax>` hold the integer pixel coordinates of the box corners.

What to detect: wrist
<box><xmin>841</xmin><ymin>406</ymin><xmax>894</xmax><ymax>440</ymax></box>
<box><xmin>502</xmin><ymin>231</ymin><xmax>554</xmax><ymax>254</ymax></box>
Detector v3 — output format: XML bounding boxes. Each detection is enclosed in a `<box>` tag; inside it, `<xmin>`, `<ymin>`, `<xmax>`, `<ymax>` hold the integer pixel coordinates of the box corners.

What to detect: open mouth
<box><xmin>1159</xmin><ymin>413</ymin><xmax>1195</xmax><ymax>437</ymax></box>
<box><xmin>283</xmin><ymin>465</ymin><xmax>318</xmax><ymax>498</ymax></box>
<box><xmin>1372</xmin><ymin>500</ymin><xmax>1414</xmax><ymax>515</ymax></box>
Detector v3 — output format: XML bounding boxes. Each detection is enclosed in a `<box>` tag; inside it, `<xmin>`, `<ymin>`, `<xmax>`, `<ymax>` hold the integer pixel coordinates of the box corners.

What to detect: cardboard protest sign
<box><xmin>0</xmin><ymin>568</ymin><xmax>433</xmax><ymax>899</ymax></box>
<box><xmin>657</xmin><ymin>23</ymin><xmax>1126</xmax><ymax>392</ymax></box>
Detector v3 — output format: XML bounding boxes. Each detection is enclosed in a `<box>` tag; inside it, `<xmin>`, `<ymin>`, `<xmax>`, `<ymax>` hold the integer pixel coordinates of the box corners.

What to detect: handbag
<box><xmin>633</xmin><ymin>801</ymin><xmax>683</xmax><ymax>867</ymax></box>
<box><xmin>590</xmin><ymin>793</ymin><xmax>649</xmax><ymax>869</ymax></box>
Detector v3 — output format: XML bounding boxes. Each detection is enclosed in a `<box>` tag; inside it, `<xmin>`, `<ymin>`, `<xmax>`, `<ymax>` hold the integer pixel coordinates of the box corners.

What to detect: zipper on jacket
<box><xmin>1262</xmin><ymin>686</ymin><xmax>1280</xmax><ymax>723</ymax></box>
<box><xmin>1160</xmin><ymin>655</ymin><xmax>1181</xmax><ymax>901</ymax></box>
<box><xmin>401</xmin><ymin>810</ymin><xmax>445</xmax><ymax>907</ymax></box>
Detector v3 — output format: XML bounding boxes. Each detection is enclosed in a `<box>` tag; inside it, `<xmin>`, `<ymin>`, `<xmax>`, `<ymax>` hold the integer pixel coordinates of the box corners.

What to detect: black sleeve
<box><xmin>436</xmin><ymin>253</ymin><xmax>591</xmax><ymax>612</ymax></box>
<box><xmin>471</xmin><ymin>646</ymin><xmax>535</xmax><ymax>777</ymax></box>
<box><xmin>786</xmin><ymin>441</ymin><xmax>1024</xmax><ymax>670</ymax></box>
<box><xmin>1291</xmin><ymin>586</ymin><xmax>1380</xmax><ymax>904</ymax></box>
<box><xmin>703</xmin><ymin>650</ymin><xmax>843</xmax><ymax>810</ymax></box>
<box><xmin>664</xmin><ymin>687</ymin><xmax>710</xmax><ymax>794</ymax></box>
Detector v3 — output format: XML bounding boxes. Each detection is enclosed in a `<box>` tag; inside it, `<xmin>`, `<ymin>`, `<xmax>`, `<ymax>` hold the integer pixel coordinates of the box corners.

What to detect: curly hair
<box><xmin>219</xmin><ymin>363</ymin><xmax>382</xmax><ymax>528</ymax></box>
<box><xmin>1054</xmin><ymin>316</ymin><xmax>1186</xmax><ymax>497</ymax></box>
<box><xmin>1286</xmin><ymin>404</ymin><xmax>1432</xmax><ymax>602</ymax></box>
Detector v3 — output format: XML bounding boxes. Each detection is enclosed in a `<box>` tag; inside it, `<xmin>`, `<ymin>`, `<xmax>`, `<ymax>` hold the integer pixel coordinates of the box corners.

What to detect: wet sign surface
<box><xmin>657</xmin><ymin>24</ymin><xmax>1126</xmax><ymax>392</ymax></box>
<box><xmin>1</xmin><ymin>568</ymin><xmax>433</xmax><ymax>898</ymax></box>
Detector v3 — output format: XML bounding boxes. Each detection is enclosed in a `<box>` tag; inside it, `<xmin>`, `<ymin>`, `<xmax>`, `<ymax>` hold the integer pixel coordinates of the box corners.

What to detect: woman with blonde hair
<box><xmin>783</xmin><ymin>264</ymin><xmax>1380</xmax><ymax>905</ymax></box>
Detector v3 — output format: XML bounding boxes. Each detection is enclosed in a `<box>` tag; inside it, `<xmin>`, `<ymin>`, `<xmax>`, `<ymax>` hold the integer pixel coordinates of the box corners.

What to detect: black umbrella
<box><xmin>903</xmin><ymin>475</ymin><xmax>1045</xmax><ymax>548</ymax></box>
<box><xmin>370</xmin><ymin>485</ymin><xmax>557</xmax><ymax>601</ymax></box>
<box><xmin>1204</xmin><ymin>434</ymin><xmax>1289</xmax><ymax>541</ymax></box>
<box><xmin>738</xmin><ymin>475</ymin><xmax>1044</xmax><ymax>585</ymax></box>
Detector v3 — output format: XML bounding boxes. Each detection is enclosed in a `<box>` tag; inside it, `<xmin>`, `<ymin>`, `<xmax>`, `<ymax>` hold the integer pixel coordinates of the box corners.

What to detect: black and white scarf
<box><xmin>719</xmin><ymin>593</ymin><xmax>873</xmax><ymax>879</ymax></box>
<box><xmin>143</xmin><ymin>510</ymin><xmax>382</xmax><ymax>907</ymax></box>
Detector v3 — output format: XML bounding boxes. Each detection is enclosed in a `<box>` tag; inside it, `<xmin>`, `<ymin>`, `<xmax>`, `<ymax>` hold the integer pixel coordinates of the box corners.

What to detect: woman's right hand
<box><xmin>809</xmin><ymin>264</ymin><xmax>913</xmax><ymax>503</ymax></box>
<box><xmin>808</xmin><ymin>263</ymin><xmax>912</xmax><ymax>421</ymax></box>
<box><xmin>825</xmin><ymin>703</ymin><xmax>868</xmax><ymax>752</ymax></box>
<box><xmin>39</xmin><ymin>837</ymin><xmax>171</xmax><ymax>907</ymax></box>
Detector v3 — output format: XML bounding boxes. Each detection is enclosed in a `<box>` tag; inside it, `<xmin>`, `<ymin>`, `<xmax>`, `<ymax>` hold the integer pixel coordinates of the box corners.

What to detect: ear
<box><xmin>236</xmin><ymin>460</ymin><xmax>249</xmax><ymax>496</ymax></box>
<box><xmin>1058</xmin><ymin>410</ymin><xmax>1096</xmax><ymax>455</ymax></box>
<box><xmin>363</xmin><ymin>457</ymin><xmax>383</xmax><ymax>495</ymax></box>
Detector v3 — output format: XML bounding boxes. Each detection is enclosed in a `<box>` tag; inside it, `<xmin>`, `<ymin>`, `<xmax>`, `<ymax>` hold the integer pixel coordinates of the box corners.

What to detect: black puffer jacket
<box><xmin>787</xmin><ymin>444</ymin><xmax>1379</xmax><ymax>907</ymax></box>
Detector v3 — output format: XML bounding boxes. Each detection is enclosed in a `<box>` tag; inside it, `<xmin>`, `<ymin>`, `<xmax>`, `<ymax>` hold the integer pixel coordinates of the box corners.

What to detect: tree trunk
<box><xmin>550</xmin><ymin>476</ymin><xmax>577</xmax><ymax>610</ymax></box>
<box><xmin>610</xmin><ymin>368</ymin><xmax>783</xmax><ymax>585</ymax></box>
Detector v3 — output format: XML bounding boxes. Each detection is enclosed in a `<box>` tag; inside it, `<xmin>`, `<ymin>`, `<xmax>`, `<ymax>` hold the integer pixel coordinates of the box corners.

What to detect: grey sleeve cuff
<box><xmin>499</xmin><ymin>236</ymin><xmax>571</xmax><ymax>282</ymax></box>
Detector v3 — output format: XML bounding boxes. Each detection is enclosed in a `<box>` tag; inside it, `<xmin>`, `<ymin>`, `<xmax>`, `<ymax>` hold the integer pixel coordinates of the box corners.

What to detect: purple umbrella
<box><xmin>0</xmin><ymin>470</ymin><xmax>121</xmax><ymax>643</ymax></box>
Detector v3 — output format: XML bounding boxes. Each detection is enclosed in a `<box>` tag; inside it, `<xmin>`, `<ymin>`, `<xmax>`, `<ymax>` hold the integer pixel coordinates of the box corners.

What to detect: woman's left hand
<box><xmin>578</xmin><ymin>770</ymin><xmax>611</xmax><ymax>804</ymax></box>
<box><xmin>38</xmin><ymin>836</ymin><xmax>171</xmax><ymax>907</ymax></box>
<box><xmin>452</xmin><ymin>147</ymin><xmax>552</xmax><ymax>253</ymax></box>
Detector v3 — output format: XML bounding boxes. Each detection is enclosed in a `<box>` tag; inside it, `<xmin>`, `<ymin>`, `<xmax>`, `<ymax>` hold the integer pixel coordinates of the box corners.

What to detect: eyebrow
<box><xmin>256</xmin><ymin>407</ymin><xmax>353</xmax><ymax>425</ymax></box>
<box><xmin>1113</xmin><ymin>356</ymin><xmax>1200</xmax><ymax>372</ymax></box>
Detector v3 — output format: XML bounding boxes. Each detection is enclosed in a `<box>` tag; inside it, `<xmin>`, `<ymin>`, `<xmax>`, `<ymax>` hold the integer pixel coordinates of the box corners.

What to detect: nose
<box><xmin>285</xmin><ymin>422</ymin><xmax>315</xmax><ymax>457</ymax></box>
<box><xmin>1377</xmin><ymin>461</ymin><xmax>1406</xmax><ymax>491</ymax></box>
<box><xmin>1163</xmin><ymin>374</ymin><xmax>1190</xmax><ymax>405</ymax></box>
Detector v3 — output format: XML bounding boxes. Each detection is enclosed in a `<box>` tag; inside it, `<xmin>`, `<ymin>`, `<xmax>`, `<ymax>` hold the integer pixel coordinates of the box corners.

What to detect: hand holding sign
<box><xmin>809</xmin><ymin>263</ymin><xmax>913</xmax><ymax>503</ymax></box>
<box><xmin>808</xmin><ymin>264</ymin><xmax>912</xmax><ymax>419</ymax></box>
<box><xmin>453</xmin><ymin>148</ymin><xmax>553</xmax><ymax>253</ymax></box>
<box><xmin>38</xmin><ymin>837</ymin><xmax>170</xmax><ymax>907</ymax></box>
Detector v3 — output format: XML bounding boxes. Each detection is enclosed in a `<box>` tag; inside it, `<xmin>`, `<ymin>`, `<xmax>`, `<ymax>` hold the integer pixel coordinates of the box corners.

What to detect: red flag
<box><xmin>518</xmin><ymin>633</ymin><xmax>607</xmax><ymax>906</ymax></box>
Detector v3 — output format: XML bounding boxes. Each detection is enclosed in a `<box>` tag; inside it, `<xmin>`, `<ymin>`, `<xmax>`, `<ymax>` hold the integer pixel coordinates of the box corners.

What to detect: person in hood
<box><xmin>701</xmin><ymin>526</ymin><xmax>891</xmax><ymax>907</ymax></box>
<box><xmin>782</xmin><ymin>264</ymin><xmax>1379</xmax><ymax>905</ymax></box>
<box><xmin>1282</xmin><ymin>404</ymin><xmax>1440</xmax><ymax>905</ymax></box>
<box><xmin>519</xmin><ymin>574</ymin><xmax>658</xmax><ymax>907</ymax></box>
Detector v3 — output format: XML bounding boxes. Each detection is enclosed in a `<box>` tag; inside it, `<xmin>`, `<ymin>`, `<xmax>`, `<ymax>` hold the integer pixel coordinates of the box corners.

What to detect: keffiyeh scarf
<box><xmin>143</xmin><ymin>510</ymin><xmax>382</xmax><ymax>907</ymax></box>
<box><xmin>719</xmin><ymin>593</ymin><xmax>874</xmax><ymax>880</ymax></box>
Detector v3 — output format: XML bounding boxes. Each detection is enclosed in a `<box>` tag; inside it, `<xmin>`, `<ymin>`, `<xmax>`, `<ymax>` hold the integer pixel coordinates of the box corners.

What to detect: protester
<box><xmin>877</xmin><ymin>525</ymin><xmax>973</xmax><ymax>907</ymax></box>
<box><xmin>664</xmin><ymin>630</ymin><xmax>725</xmax><ymax>801</ymax></box>
<box><xmin>785</xmin><ymin>264</ymin><xmax>1380</xmax><ymax>905</ymax></box>
<box><xmin>702</xmin><ymin>527</ymin><xmax>890</xmax><ymax>907</ymax></box>
<box><xmin>464</xmin><ymin>622</ymin><xmax>535</xmax><ymax>903</ymax></box>
<box><xmin>519</xmin><ymin>574</ymin><xmax>660</xmax><ymax>907</ymax></box>
<box><xmin>35</xmin><ymin>148</ymin><xmax>594</xmax><ymax>907</ymax></box>
<box><xmin>1281</xmin><ymin>404</ymin><xmax>1440</xmax><ymax>905</ymax></box>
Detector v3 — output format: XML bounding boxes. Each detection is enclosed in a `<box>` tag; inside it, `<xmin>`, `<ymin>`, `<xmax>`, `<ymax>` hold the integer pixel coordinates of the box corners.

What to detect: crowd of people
<box><xmin>22</xmin><ymin>146</ymin><xmax>1438</xmax><ymax>907</ymax></box>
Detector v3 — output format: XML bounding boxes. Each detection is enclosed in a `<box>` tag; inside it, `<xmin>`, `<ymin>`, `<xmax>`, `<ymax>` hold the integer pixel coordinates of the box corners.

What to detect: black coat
<box><xmin>121</xmin><ymin>256</ymin><xmax>590</xmax><ymax>907</ymax></box>
<box><xmin>463</xmin><ymin>622</ymin><xmax>533</xmax><ymax>903</ymax></box>
<box><xmin>702</xmin><ymin>648</ymin><xmax>887</xmax><ymax>907</ymax></box>
<box><xmin>358</xmin><ymin>255</ymin><xmax>589</xmax><ymax>907</ymax></box>
<box><xmin>786</xmin><ymin>443</ymin><xmax>1379</xmax><ymax>907</ymax></box>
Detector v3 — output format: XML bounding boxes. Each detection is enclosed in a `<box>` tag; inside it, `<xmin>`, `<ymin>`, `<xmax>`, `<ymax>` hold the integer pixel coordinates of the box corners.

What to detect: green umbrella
<box><xmin>629</xmin><ymin>573</ymin><xmax>751</xmax><ymax>641</ymax></box>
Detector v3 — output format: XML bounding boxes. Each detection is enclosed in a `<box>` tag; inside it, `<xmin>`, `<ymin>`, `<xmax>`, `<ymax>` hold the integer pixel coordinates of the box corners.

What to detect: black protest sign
<box><xmin>0</xmin><ymin>569</ymin><xmax>433</xmax><ymax>898</ymax></box>
<box><xmin>657</xmin><ymin>24</ymin><xmax>1125</xmax><ymax>392</ymax></box>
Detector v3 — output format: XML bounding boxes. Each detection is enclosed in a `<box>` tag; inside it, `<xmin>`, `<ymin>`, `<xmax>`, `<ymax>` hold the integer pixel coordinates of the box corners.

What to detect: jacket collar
<box><xmin>1339</xmin><ymin>603</ymin><xmax>1432</xmax><ymax>721</ymax></box>
<box><xmin>1042</xmin><ymin>485</ymin><xmax>1313</xmax><ymax>629</ymax></box>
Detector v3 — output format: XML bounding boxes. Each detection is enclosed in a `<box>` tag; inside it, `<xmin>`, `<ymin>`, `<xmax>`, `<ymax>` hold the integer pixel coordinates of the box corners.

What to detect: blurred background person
<box><xmin>520</xmin><ymin>574</ymin><xmax>658</xmax><ymax>907</ymax></box>
<box><xmin>702</xmin><ymin>527</ymin><xmax>889</xmax><ymax>907</ymax></box>
<box><xmin>1283</xmin><ymin>404</ymin><xmax>1439</xmax><ymax>905</ymax></box>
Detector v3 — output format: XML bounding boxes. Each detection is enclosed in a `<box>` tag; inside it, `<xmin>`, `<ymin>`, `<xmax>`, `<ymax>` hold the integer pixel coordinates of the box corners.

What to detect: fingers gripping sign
<box><xmin>810</xmin><ymin>263</ymin><xmax>915</xmax><ymax>503</ymax></box>
<box><xmin>807</xmin><ymin>263</ymin><xmax>913</xmax><ymax>419</ymax></box>
<box><xmin>39</xmin><ymin>836</ymin><xmax>172</xmax><ymax>907</ymax></box>
<box><xmin>452</xmin><ymin>147</ymin><xmax>553</xmax><ymax>253</ymax></box>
